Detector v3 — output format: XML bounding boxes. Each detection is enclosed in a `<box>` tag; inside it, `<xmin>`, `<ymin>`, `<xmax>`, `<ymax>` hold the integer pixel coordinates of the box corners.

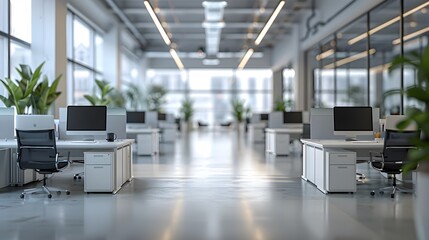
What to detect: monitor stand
<box><xmin>344</xmin><ymin>135</ymin><xmax>357</xmax><ymax>141</ymax></box>
<box><xmin>81</xmin><ymin>135</ymin><xmax>95</xmax><ymax>141</ymax></box>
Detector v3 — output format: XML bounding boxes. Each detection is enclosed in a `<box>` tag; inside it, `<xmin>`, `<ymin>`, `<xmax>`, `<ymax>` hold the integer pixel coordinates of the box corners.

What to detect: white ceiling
<box><xmin>102</xmin><ymin>0</ymin><xmax>312</xmax><ymax>56</ymax></box>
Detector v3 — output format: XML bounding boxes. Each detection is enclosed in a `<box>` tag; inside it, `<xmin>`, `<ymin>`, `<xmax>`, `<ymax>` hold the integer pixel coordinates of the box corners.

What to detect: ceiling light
<box><xmin>348</xmin><ymin>1</ymin><xmax>429</xmax><ymax>45</ymax></box>
<box><xmin>238</xmin><ymin>48</ymin><xmax>254</xmax><ymax>69</ymax></box>
<box><xmin>316</xmin><ymin>49</ymin><xmax>335</xmax><ymax>61</ymax></box>
<box><xmin>203</xmin><ymin>58</ymin><xmax>220</xmax><ymax>65</ymax></box>
<box><xmin>169</xmin><ymin>49</ymin><xmax>185</xmax><ymax>70</ymax></box>
<box><xmin>144</xmin><ymin>1</ymin><xmax>171</xmax><ymax>45</ymax></box>
<box><xmin>324</xmin><ymin>49</ymin><xmax>376</xmax><ymax>69</ymax></box>
<box><xmin>202</xmin><ymin>1</ymin><xmax>227</xmax><ymax>56</ymax></box>
<box><xmin>392</xmin><ymin>26</ymin><xmax>429</xmax><ymax>45</ymax></box>
<box><xmin>255</xmin><ymin>1</ymin><xmax>285</xmax><ymax>45</ymax></box>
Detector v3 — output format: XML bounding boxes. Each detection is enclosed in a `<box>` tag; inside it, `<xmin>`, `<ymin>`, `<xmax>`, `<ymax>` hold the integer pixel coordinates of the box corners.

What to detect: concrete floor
<box><xmin>0</xmin><ymin>130</ymin><xmax>417</xmax><ymax>240</ymax></box>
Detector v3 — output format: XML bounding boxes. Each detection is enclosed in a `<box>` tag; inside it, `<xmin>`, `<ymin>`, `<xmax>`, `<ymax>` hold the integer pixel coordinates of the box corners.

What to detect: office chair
<box><xmin>369</xmin><ymin>129</ymin><xmax>419</xmax><ymax>198</ymax></box>
<box><xmin>16</xmin><ymin>129</ymin><xmax>71</xmax><ymax>199</ymax></box>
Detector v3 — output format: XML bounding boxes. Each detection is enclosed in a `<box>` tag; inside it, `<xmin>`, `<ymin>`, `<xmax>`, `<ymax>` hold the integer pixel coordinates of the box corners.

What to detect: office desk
<box><xmin>265</xmin><ymin>128</ymin><xmax>303</xmax><ymax>155</ymax></box>
<box><xmin>301</xmin><ymin>139</ymin><xmax>383</xmax><ymax>193</ymax></box>
<box><xmin>0</xmin><ymin>139</ymin><xmax>134</xmax><ymax>194</ymax></box>
<box><xmin>126</xmin><ymin>128</ymin><xmax>159</xmax><ymax>155</ymax></box>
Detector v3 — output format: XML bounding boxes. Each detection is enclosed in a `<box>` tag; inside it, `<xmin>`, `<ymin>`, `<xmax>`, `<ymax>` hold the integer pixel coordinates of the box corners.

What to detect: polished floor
<box><xmin>0</xmin><ymin>130</ymin><xmax>417</xmax><ymax>240</ymax></box>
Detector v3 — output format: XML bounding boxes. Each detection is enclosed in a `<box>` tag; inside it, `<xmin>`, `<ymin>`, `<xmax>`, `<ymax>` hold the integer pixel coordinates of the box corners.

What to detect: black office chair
<box><xmin>369</xmin><ymin>129</ymin><xmax>419</xmax><ymax>198</ymax></box>
<box><xmin>16</xmin><ymin>129</ymin><xmax>71</xmax><ymax>199</ymax></box>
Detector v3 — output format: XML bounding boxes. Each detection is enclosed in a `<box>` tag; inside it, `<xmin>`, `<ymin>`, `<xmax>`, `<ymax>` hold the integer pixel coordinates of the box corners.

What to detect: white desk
<box><xmin>126</xmin><ymin>128</ymin><xmax>159</xmax><ymax>155</ymax></box>
<box><xmin>265</xmin><ymin>128</ymin><xmax>303</xmax><ymax>155</ymax></box>
<box><xmin>301</xmin><ymin>139</ymin><xmax>383</xmax><ymax>193</ymax></box>
<box><xmin>0</xmin><ymin>139</ymin><xmax>134</xmax><ymax>194</ymax></box>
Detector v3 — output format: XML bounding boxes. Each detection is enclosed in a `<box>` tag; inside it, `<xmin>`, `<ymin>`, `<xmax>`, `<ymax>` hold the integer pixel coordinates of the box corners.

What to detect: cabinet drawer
<box><xmin>84</xmin><ymin>152</ymin><xmax>112</xmax><ymax>165</ymax></box>
<box><xmin>328</xmin><ymin>165</ymin><xmax>356</xmax><ymax>192</ymax></box>
<box><xmin>84</xmin><ymin>165</ymin><xmax>113</xmax><ymax>192</ymax></box>
<box><xmin>328</xmin><ymin>153</ymin><xmax>355</xmax><ymax>164</ymax></box>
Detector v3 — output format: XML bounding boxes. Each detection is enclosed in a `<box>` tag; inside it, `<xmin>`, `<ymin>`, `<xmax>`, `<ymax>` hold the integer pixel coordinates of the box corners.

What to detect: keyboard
<box><xmin>71</xmin><ymin>140</ymin><xmax>97</xmax><ymax>143</ymax></box>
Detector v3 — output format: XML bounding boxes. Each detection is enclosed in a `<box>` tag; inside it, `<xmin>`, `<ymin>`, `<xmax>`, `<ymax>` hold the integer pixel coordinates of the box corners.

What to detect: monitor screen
<box><xmin>126</xmin><ymin>111</ymin><xmax>145</xmax><ymax>123</ymax></box>
<box><xmin>333</xmin><ymin>106</ymin><xmax>373</xmax><ymax>140</ymax></box>
<box><xmin>157</xmin><ymin>112</ymin><xmax>167</xmax><ymax>121</ymax></box>
<box><xmin>260</xmin><ymin>113</ymin><xmax>269</xmax><ymax>121</ymax></box>
<box><xmin>283</xmin><ymin>111</ymin><xmax>302</xmax><ymax>124</ymax></box>
<box><xmin>67</xmin><ymin>106</ymin><xmax>107</xmax><ymax>135</ymax></box>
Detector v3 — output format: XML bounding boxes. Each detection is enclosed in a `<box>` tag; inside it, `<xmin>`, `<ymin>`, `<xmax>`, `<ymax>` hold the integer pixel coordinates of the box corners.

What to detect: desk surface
<box><xmin>126</xmin><ymin>128</ymin><xmax>160</xmax><ymax>134</ymax></box>
<box><xmin>0</xmin><ymin>139</ymin><xmax>134</xmax><ymax>149</ymax></box>
<box><xmin>265</xmin><ymin>128</ymin><xmax>303</xmax><ymax>134</ymax></box>
<box><xmin>301</xmin><ymin>139</ymin><xmax>383</xmax><ymax>149</ymax></box>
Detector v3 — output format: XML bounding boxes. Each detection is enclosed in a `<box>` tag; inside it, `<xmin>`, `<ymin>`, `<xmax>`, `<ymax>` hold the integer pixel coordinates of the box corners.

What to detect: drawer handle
<box><xmin>337</xmin><ymin>166</ymin><xmax>348</xmax><ymax>169</ymax></box>
<box><xmin>93</xmin><ymin>166</ymin><xmax>104</xmax><ymax>169</ymax></box>
<box><xmin>337</xmin><ymin>155</ymin><xmax>348</xmax><ymax>157</ymax></box>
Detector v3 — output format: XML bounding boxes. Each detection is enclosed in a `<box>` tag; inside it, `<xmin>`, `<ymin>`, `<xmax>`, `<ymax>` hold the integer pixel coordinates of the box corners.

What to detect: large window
<box><xmin>307</xmin><ymin>0</ymin><xmax>429</xmax><ymax>116</ymax></box>
<box><xmin>146</xmin><ymin>69</ymin><xmax>272</xmax><ymax>125</ymax></box>
<box><xmin>0</xmin><ymin>0</ymin><xmax>32</xmax><ymax>104</ymax></box>
<box><xmin>67</xmin><ymin>10</ymin><xmax>103</xmax><ymax>105</ymax></box>
<box><xmin>283</xmin><ymin>68</ymin><xmax>295</xmax><ymax>109</ymax></box>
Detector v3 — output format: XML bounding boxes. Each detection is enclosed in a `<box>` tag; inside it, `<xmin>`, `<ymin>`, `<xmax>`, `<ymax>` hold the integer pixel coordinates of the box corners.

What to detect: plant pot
<box><xmin>181</xmin><ymin>121</ymin><xmax>192</xmax><ymax>133</ymax></box>
<box><xmin>415</xmin><ymin>161</ymin><xmax>429</xmax><ymax>240</ymax></box>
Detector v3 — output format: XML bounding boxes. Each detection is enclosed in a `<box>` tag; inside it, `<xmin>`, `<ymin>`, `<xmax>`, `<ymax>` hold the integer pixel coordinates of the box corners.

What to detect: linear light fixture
<box><xmin>238</xmin><ymin>48</ymin><xmax>254</xmax><ymax>69</ymax></box>
<box><xmin>316</xmin><ymin>49</ymin><xmax>335</xmax><ymax>61</ymax></box>
<box><xmin>348</xmin><ymin>1</ymin><xmax>429</xmax><ymax>46</ymax></box>
<box><xmin>169</xmin><ymin>49</ymin><xmax>184</xmax><ymax>70</ymax></box>
<box><xmin>255</xmin><ymin>1</ymin><xmax>286</xmax><ymax>45</ymax></box>
<box><xmin>392</xmin><ymin>26</ymin><xmax>429</xmax><ymax>45</ymax></box>
<box><xmin>144</xmin><ymin>0</ymin><xmax>171</xmax><ymax>45</ymax></box>
<box><xmin>324</xmin><ymin>49</ymin><xmax>376</xmax><ymax>69</ymax></box>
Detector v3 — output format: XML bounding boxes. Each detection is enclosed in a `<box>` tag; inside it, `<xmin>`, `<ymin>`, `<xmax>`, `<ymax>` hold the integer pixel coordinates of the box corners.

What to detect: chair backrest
<box><xmin>16</xmin><ymin>129</ymin><xmax>58</xmax><ymax>171</ymax></box>
<box><xmin>382</xmin><ymin>129</ymin><xmax>420</xmax><ymax>164</ymax></box>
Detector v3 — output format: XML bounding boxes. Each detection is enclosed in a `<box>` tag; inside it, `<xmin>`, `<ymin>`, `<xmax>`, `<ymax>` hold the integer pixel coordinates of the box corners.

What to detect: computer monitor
<box><xmin>16</xmin><ymin>115</ymin><xmax>55</xmax><ymax>130</ymax></box>
<box><xmin>66</xmin><ymin>106</ymin><xmax>107</xmax><ymax>136</ymax></box>
<box><xmin>126</xmin><ymin>111</ymin><xmax>145</xmax><ymax>123</ymax></box>
<box><xmin>157</xmin><ymin>112</ymin><xmax>167</xmax><ymax>121</ymax></box>
<box><xmin>260</xmin><ymin>113</ymin><xmax>269</xmax><ymax>121</ymax></box>
<box><xmin>333</xmin><ymin>106</ymin><xmax>373</xmax><ymax>141</ymax></box>
<box><xmin>283</xmin><ymin>111</ymin><xmax>302</xmax><ymax>124</ymax></box>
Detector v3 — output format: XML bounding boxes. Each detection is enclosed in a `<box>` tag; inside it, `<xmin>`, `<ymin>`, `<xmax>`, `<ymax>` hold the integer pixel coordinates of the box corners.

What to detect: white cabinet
<box><xmin>84</xmin><ymin>152</ymin><xmax>114</xmax><ymax>192</ymax></box>
<box><xmin>302</xmin><ymin>146</ymin><xmax>356</xmax><ymax>193</ymax></box>
<box><xmin>265</xmin><ymin>129</ymin><xmax>290</xmax><ymax>155</ymax></box>
<box><xmin>248</xmin><ymin>124</ymin><xmax>266</xmax><ymax>143</ymax></box>
<box><xmin>325</xmin><ymin>149</ymin><xmax>356</xmax><ymax>192</ymax></box>
<box><xmin>137</xmin><ymin>130</ymin><xmax>159</xmax><ymax>155</ymax></box>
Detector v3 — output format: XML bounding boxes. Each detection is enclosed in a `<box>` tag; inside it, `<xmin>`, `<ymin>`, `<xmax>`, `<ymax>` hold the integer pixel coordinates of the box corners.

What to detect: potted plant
<box><xmin>273</xmin><ymin>99</ymin><xmax>294</xmax><ymax>111</ymax></box>
<box><xmin>0</xmin><ymin>64</ymin><xmax>42</xmax><ymax>114</ymax></box>
<box><xmin>180</xmin><ymin>98</ymin><xmax>194</xmax><ymax>131</ymax></box>
<box><xmin>84</xmin><ymin>79</ymin><xmax>113</xmax><ymax>106</ymax></box>
<box><xmin>231</xmin><ymin>98</ymin><xmax>249</xmax><ymax>132</ymax></box>
<box><xmin>124</xmin><ymin>82</ymin><xmax>144</xmax><ymax>111</ymax></box>
<box><xmin>145</xmin><ymin>84</ymin><xmax>167</xmax><ymax>112</ymax></box>
<box><xmin>389</xmin><ymin>45</ymin><xmax>429</xmax><ymax>240</ymax></box>
<box><xmin>31</xmin><ymin>71</ymin><xmax>62</xmax><ymax>115</ymax></box>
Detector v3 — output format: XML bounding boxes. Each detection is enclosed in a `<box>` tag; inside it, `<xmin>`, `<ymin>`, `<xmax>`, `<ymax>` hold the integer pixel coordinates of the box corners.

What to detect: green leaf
<box><xmin>84</xmin><ymin>95</ymin><xmax>97</xmax><ymax>106</ymax></box>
